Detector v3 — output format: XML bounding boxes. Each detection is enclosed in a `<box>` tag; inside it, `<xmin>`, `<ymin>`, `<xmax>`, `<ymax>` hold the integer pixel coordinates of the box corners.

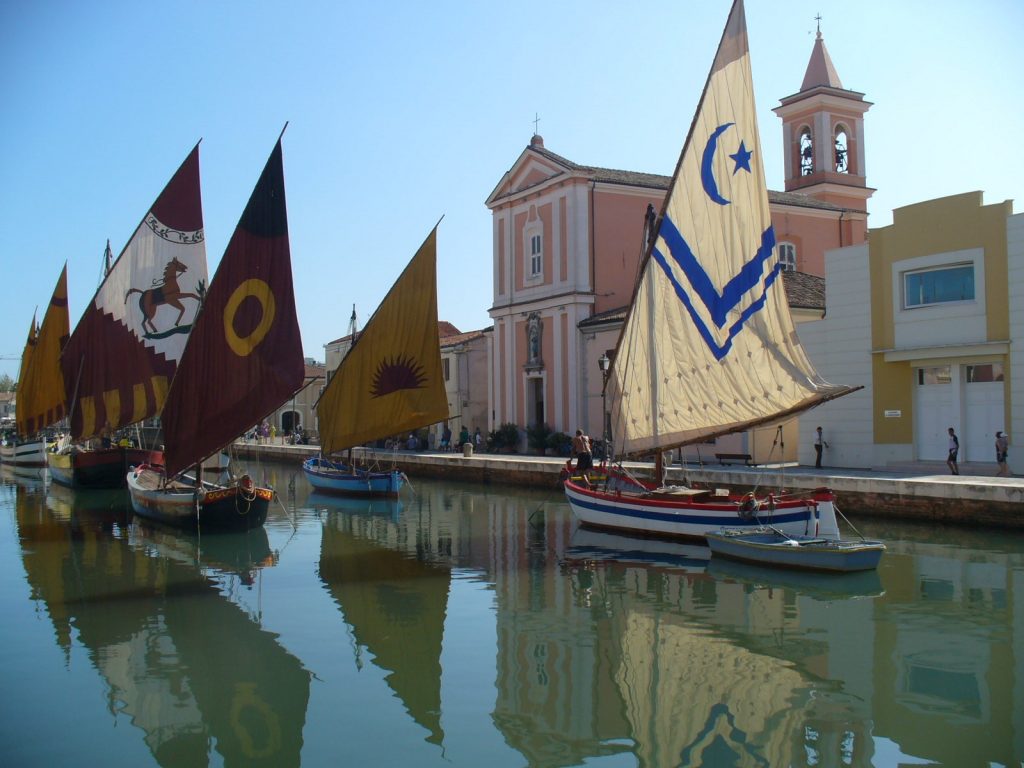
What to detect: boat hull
<box><xmin>127</xmin><ymin>466</ymin><xmax>270</xmax><ymax>531</ymax></box>
<box><xmin>302</xmin><ymin>457</ymin><xmax>403</xmax><ymax>497</ymax></box>
<box><xmin>50</xmin><ymin>447</ymin><xmax>164</xmax><ymax>489</ymax></box>
<box><xmin>564</xmin><ymin>474</ymin><xmax>834</xmax><ymax>540</ymax></box>
<box><xmin>0</xmin><ymin>439</ymin><xmax>49</xmax><ymax>468</ymax></box>
<box><xmin>705</xmin><ymin>529</ymin><xmax>885</xmax><ymax>572</ymax></box>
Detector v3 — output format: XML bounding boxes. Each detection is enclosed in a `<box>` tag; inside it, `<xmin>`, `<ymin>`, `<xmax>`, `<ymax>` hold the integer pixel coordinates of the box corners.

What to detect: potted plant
<box><xmin>526</xmin><ymin>423</ymin><xmax>553</xmax><ymax>455</ymax></box>
<box><xmin>547</xmin><ymin>431</ymin><xmax>572</xmax><ymax>456</ymax></box>
<box><xmin>487</xmin><ymin>422</ymin><xmax>521</xmax><ymax>454</ymax></box>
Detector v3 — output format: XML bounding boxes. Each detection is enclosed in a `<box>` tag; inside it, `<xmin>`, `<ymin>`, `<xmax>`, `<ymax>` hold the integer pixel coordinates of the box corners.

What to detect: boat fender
<box><xmin>237</xmin><ymin>474</ymin><xmax>257</xmax><ymax>502</ymax></box>
<box><xmin>738</xmin><ymin>493</ymin><xmax>760</xmax><ymax>520</ymax></box>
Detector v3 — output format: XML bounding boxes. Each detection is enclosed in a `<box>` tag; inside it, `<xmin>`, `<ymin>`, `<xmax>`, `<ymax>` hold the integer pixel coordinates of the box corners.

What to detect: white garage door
<box><xmin>965</xmin><ymin>381</ymin><xmax>1004</xmax><ymax>462</ymax></box>
<box><xmin>915</xmin><ymin>378</ymin><xmax>955</xmax><ymax>461</ymax></box>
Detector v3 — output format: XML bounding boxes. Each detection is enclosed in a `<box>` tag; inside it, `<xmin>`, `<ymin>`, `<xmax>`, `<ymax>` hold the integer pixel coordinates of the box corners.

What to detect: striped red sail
<box><xmin>61</xmin><ymin>146</ymin><xmax>208</xmax><ymax>441</ymax></box>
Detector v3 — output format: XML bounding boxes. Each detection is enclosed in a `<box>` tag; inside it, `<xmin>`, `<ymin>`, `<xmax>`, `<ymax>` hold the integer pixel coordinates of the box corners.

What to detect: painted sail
<box><xmin>608</xmin><ymin>0</ymin><xmax>856</xmax><ymax>457</ymax></box>
<box><xmin>317</xmin><ymin>227</ymin><xmax>448</xmax><ymax>455</ymax></box>
<box><xmin>15</xmin><ymin>314</ymin><xmax>36</xmax><ymax>414</ymax></box>
<box><xmin>160</xmin><ymin>137</ymin><xmax>304</xmax><ymax>478</ymax></box>
<box><xmin>60</xmin><ymin>146</ymin><xmax>208</xmax><ymax>442</ymax></box>
<box><xmin>16</xmin><ymin>266</ymin><xmax>69</xmax><ymax>436</ymax></box>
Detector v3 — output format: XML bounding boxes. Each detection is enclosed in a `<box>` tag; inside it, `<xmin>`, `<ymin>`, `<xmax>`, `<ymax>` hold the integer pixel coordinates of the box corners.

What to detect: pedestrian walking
<box><xmin>995</xmin><ymin>431</ymin><xmax>1010</xmax><ymax>477</ymax></box>
<box><xmin>814</xmin><ymin>426</ymin><xmax>829</xmax><ymax>469</ymax></box>
<box><xmin>947</xmin><ymin>427</ymin><xmax>960</xmax><ymax>475</ymax></box>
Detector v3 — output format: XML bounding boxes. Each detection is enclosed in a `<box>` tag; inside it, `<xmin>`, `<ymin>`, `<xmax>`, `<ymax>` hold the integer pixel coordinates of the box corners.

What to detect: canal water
<box><xmin>0</xmin><ymin>461</ymin><xmax>1021</xmax><ymax>767</ymax></box>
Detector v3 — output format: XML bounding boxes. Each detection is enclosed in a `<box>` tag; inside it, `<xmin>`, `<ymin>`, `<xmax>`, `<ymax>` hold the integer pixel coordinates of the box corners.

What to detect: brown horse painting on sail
<box><xmin>124</xmin><ymin>257</ymin><xmax>204</xmax><ymax>337</ymax></box>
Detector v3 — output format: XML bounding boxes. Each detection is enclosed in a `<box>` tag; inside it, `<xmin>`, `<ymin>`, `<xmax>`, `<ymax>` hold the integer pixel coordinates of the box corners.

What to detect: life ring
<box><xmin>229</xmin><ymin>683</ymin><xmax>281</xmax><ymax>759</ymax></box>
<box><xmin>737</xmin><ymin>493</ymin><xmax>760</xmax><ymax>520</ymax></box>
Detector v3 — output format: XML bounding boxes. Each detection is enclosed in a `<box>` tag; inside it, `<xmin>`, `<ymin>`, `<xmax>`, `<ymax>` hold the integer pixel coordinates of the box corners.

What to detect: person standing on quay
<box><xmin>814</xmin><ymin>426</ymin><xmax>829</xmax><ymax>469</ymax></box>
<box><xmin>947</xmin><ymin>427</ymin><xmax>960</xmax><ymax>475</ymax></box>
<box><xmin>995</xmin><ymin>431</ymin><xmax>1010</xmax><ymax>477</ymax></box>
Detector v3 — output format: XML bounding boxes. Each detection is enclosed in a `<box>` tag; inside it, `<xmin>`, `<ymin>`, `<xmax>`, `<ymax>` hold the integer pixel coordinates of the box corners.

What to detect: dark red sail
<box><xmin>161</xmin><ymin>138</ymin><xmax>304</xmax><ymax>477</ymax></box>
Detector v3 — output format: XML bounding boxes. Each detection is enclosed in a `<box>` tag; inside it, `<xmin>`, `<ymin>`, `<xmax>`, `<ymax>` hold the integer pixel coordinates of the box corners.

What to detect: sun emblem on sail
<box><xmin>371</xmin><ymin>355</ymin><xmax>428</xmax><ymax>397</ymax></box>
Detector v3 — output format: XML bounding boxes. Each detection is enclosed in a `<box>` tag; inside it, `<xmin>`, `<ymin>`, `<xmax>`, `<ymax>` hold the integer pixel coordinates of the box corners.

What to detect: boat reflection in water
<box><xmin>317</xmin><ymin>492</ymin><xmax>448</xmax><ymax>747</ymax></box>
<box><xmin>14</xmin><ymin>478</ymin><xmax>309</xmax><ymax>767</ymax></box>
<box><xmin>5</xmin><ymin>465</ymin><xmax>1022</xmax><ymax>767</ymax></box>
<box><xmin>308</xmin><ymin>491</ymin><xmax>403</xmax><ymax>521</ymax></box>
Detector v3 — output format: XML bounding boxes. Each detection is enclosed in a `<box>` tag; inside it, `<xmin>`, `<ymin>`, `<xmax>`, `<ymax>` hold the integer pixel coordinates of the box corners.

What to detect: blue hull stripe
<box><xmin>568</xmin><ymin>491</ymin><xmax>812</xmax><ymax>528</ymax></box>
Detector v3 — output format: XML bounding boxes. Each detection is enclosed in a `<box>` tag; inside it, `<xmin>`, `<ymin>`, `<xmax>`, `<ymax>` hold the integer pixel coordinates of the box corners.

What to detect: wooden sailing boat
<box><xmin>564</xmin><ymin>0</ymin><xmax>861</xmax><ymax>541</ymax></box>
<box><xmin>52</xmin><ymin>160</ymin><xmax>207</xmax><ymax>491</ymax></box>
<box><xmin>2</xmin><ymin>267</ymin><xmax>70</xmax><ymax>468</ymax></box>
<box><xmin>306</xmin><ymin>226</ymin><xmax>448</xmax><ymax>497</ymax></box>
<box><xmin>127</xmin><ymin>134</ymin><xmax>305</xmax><ymax>530</ymax></box>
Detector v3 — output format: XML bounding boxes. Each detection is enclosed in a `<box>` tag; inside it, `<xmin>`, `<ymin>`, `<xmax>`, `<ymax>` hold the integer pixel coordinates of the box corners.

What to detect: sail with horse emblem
<box><xmin>127</xmin><ymin>133</ymin><xmax>305</xmax><ymax>530</ymax></box>
<box><xmin>563</xmin><ymin>0</ymin><xmax>861</xmax><ymax>541</ymax></box>
<box><xmin>53</xmin><ymin>147</ymin><xmax>208</xmax><ymax>487</ymax></box>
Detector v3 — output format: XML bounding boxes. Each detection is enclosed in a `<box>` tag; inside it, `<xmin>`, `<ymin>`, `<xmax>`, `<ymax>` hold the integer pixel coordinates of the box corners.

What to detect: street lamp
<box><xmin>598</xmin><ymin>353</ymin><xmax>610</xmax><ymax>459</ymax></box>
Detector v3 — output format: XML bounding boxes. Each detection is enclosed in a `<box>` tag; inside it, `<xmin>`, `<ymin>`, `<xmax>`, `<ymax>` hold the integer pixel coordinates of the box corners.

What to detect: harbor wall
<box><xmin>233</xmin><ymin>442</ymin><xmax>1024</xmax><ymax>529</ymax></box>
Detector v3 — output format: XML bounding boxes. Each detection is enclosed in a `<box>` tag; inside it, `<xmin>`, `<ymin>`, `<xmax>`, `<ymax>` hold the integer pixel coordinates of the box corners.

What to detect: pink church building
<box><xmin>484</xmin><ymin>29</ymin><xmax>873</xmax><ymax>458</ymax></box>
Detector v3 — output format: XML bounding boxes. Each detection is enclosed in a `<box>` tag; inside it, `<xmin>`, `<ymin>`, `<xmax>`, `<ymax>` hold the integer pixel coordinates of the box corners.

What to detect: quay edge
<box><xmin>233</xmin><ymin>442</ymin><xmax>1024</xmax><ymax>530</ymax></box>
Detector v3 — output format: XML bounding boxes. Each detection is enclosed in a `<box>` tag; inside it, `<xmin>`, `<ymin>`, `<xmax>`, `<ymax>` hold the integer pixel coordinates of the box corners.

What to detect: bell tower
<box><xmin>773</xmin><ymin>20</ymin><xmax>873</xmax><ymax>221</ymax></box>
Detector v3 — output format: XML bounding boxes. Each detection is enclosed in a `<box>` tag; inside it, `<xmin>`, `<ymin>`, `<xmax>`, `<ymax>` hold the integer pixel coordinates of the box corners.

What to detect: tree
<box><xmin>0</xmin><ymin>374</ymin><xmax>13</xmax><ymax>392</ymax></box>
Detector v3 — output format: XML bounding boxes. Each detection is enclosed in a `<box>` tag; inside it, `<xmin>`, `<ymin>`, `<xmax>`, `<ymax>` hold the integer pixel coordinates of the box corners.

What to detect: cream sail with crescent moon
<box><xmin>607</xmin><ymin>0</ymin><xmax>856</xmax><ymax>459</ymax></box>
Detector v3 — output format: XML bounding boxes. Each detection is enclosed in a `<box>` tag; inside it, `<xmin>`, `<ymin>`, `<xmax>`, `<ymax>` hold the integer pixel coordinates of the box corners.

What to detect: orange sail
<box><xmin>316</xmin><ymin>227</ymin><xmax>448</xmax><ymax>455</ymax></box>
<box><xmin>16</xmin><ymin>266</ymin><xmax>69</xmax><ymax>436</ymax></box>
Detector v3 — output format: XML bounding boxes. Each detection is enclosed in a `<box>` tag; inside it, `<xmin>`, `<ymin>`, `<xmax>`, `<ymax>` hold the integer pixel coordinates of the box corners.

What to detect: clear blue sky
<box><xmin>2</xmin><ymin>0</ymin><xmax>1021</xmax><ymax>382</ymax></box>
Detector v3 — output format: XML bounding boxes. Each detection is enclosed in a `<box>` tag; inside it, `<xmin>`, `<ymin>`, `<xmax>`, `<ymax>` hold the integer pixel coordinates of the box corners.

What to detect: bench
<box><xmin>715</xmin><ymin>452</ymin><xmax>754</xmax><ymax>466</ymax></box>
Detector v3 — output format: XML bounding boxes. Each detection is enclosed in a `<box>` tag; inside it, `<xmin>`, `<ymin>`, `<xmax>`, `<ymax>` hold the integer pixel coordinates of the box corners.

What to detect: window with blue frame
<box><xmin>904</xmin><ymin>265</ymin><xmax>974</xmax><ymax>308</ymax></box>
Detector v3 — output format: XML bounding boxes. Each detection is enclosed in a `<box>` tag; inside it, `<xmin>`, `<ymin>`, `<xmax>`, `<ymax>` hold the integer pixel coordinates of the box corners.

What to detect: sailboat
<box><xmin>306</xmin><ymin>226</ymin><xmax>448</xmax><ymax>497</ymax></box>
<box><xmin>2</xmin><ymin>266</ymin><xmax>70</xmax><ymax>468</ymax></box>
<box><xmin>52</xmin><ymin>162</ymin><xmax>207</xmax><ymax>491</ymax></box>
<box><xmin>127</xmin><ymin>133</ymin><xmax>305</xmax><ymax>530</ymax></box>
<box><xmin>564</xmin><ymin>0</ymin><xmax>861</xmax><ymax>541</ymax></box>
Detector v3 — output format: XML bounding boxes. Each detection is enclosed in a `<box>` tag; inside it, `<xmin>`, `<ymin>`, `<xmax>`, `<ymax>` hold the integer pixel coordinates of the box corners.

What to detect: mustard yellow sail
<box><xmin>317</xmin><ymin>227</ymin><xmax>448</xmax><ymax>454</ymax></box>
<box><xmin>16</xmin><ymin>265</ymin><xmax>69</xmax><ymax>437</ymax></box>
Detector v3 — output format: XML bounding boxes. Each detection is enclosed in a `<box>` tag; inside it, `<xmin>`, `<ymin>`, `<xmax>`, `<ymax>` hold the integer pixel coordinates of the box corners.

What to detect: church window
<box><xmin>777</xmin><ymin>242</ymin><xmax>796</xmax><ymax>271</ymax></box>
<box><xmin>834</xmin><ymin>127</ymin><xmax>849</xmax><ymax>173</ymax></box>
<box><xmin>799</xmin><ymin>128</ymin><xmax>814</xmax><ymax>175</ymax></box>
<box><xmin>529</xmin><ymin>234</ymin><xmax>542</xmax><ymax>277</ymax></box>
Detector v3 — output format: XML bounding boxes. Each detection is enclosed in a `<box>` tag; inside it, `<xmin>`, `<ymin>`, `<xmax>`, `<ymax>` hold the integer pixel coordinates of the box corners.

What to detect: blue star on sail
<box><xmin>730</xmin><ymin>141</ymin><xmax>752</xmax><ymax>174</ymax></box>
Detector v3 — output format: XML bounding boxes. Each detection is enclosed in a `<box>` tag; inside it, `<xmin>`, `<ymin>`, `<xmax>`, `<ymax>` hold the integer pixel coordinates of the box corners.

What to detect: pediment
<box><xmin>486</xmin><ymin>149</ymin><xmax>576</xmax><ymax>207</ymax></box>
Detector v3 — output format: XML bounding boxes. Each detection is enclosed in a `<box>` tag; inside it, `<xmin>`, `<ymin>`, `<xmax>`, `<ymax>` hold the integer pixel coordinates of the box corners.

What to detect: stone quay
<box><xmin>235</xmin><ymin>440</ymin><xmax>1024</xmax><ymax>530</ymax></box>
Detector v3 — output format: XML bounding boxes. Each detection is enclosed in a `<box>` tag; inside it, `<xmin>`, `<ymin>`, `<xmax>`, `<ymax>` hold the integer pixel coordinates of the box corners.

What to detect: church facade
<box><xmin>485</xmin><ymin>29</ymin><xmax>871</xmax><ymax>460</ymax></box>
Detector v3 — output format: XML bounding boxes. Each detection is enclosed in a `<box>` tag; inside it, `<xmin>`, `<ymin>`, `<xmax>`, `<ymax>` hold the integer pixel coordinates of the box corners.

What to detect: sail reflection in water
<box><xmin>316</xmin><ymin>493</ymin><xmax>448</xmax><ymax>745</ymax></box>
<box><xmin>2</xmin><ymin>466</ymin><xmax>1023</xmax><ymax>766</ymax></box>
<box><xmin>12</xmin><ymin>474</ymin><xmax>310</xmax><ymax>767</ymax></box>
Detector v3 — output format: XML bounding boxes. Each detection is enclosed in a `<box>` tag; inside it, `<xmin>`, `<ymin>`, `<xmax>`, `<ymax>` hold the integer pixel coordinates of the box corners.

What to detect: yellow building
<box><xmin>799</xmin><ymin>192</ymin><xmax>1019</xmax><ymax>471</ymax></box>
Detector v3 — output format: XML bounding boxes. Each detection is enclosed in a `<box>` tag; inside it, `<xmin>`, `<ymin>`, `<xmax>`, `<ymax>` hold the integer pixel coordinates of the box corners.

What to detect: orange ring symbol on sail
<box><xmin>223</xmin><ymin>278</ymin><xmax>276</xmax><ymax>357</ymax></box>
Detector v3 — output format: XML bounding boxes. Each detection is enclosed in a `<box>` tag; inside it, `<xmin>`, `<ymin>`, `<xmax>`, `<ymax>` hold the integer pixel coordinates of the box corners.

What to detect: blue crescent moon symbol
<box><xmin>701</xmin><ymin>122</ymin><xmax>735</xmax><ymax>206</ymax></box>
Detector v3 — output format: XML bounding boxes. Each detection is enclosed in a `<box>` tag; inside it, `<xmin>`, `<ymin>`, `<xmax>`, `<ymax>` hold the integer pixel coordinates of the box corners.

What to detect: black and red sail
<box><xmin>161</xmin><ymin>138</ymin><xmax>304</xmax><ymax>477</ymax></box>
